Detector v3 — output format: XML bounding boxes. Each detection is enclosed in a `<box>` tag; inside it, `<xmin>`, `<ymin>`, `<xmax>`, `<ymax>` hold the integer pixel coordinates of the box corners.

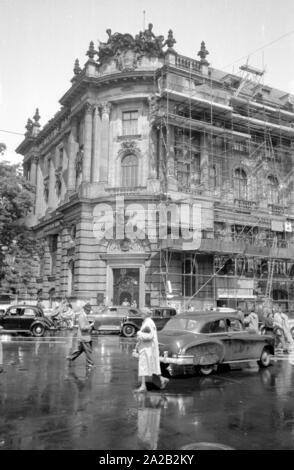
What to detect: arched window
<box><xmin>121</xmin><ymin>154</ymin><xmax>138</xmax><ymax>187</ymax></box>
<box><xmin>233</xmin><ymin>168</ymin><xmax>247</xmax><ymax>200</ymax></box>
<box><xmin>267</xmin><ymin>175</ymin><xmax>279</xmax><ymax>204</ymax></box>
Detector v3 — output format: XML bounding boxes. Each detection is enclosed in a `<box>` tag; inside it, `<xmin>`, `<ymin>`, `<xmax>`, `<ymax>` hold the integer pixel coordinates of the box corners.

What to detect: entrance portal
<box><xmin>113</xmin><ymin>268</ymin><xmax>139</xmax><ymax>306</ymax></box>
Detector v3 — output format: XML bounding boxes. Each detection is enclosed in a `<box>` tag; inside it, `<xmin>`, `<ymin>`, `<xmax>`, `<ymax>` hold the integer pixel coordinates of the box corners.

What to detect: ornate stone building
<box><xmin>17</xmin><ymin>25</ymin><xmax>294</xmax><ymax>312</ymax></box>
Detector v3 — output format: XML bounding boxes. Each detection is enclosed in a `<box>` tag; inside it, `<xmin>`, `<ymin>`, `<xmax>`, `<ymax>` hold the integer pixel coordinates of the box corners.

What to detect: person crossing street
<box><xmin>66</xmin><ymin>303</ymin><xmax>95</xmax><ymax>368</ymax></box>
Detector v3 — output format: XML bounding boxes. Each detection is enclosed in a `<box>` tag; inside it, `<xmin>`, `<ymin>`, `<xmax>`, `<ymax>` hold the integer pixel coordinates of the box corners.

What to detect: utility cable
<box><xmin>222</xmin><ymin>28</ymin><xmax>294</xmax><ymax>71</ymax></box>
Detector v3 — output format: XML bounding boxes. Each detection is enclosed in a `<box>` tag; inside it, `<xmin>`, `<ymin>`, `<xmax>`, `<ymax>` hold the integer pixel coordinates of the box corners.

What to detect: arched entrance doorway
<box><xmin>113</xmin><ymin>268</ymin><xmax>139</xmax><ymax>306</ymax></box>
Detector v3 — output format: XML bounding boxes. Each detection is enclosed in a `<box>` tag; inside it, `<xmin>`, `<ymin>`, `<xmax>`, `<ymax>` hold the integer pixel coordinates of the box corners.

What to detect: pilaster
<box><xmin>67</xmin><ymin>117</ymin><xmax>78</xmax><ymax>192</ymax></box>
<box><xmin>166</xmin><ymin>124</ymin><xmax>178</xmax><ymax>191</ymax></box>
<box><xmin>99</xmin><ymin>101</ymin><xmax>111</xmax><ymax>185</ymax></box>
<box><xmin>82</xmin><ymin>103</ymin><xmax>93</xmax><ymax>183</ymax></box>
<box><xmin>92</xmin><ymin>105</ymin><xmax>102</xmax><ymax>182</ymax></box>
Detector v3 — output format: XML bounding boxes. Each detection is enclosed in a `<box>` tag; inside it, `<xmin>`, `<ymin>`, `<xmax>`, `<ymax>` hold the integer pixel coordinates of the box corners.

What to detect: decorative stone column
<box><xmin>82</xmin><ymin>103</ymin><xmax>93</xmax><ymax>183</ymax></box>
<box><xmin>92</xmin><ymin>105</ymin><xmax>102</xmax><ymax>182</ymax></box>
<box><xmin>67</xmin><ymin>117</ymin><xmax>78</xmax><ymax>192</ymax></box>
<box><xmin>36</xmin><ymin>159</ymin><xmax>45</xmax><ymax>218</ymax></box>
<box><xmin>99</xmin><ymin>102</ymin><xmax>111</xmax><ymax>185</ymax></box>
<box><xmin>147</xmin><ymin>125</ymin><xmax>160</xmax><ymax>192</ymax></box>
<box><xmin>30</xmin><ymin>156</ymin><xmax>38</xmax><ymax>186</ymax></box>
<box><xmin>48</xmin><ymin>156</ymin><xmax>55</xmax><ymax>209</ymax></box>
<box><xmin>166</xmin><ymin>124</ymin><xmax>177</xmax><ymax>191</ymax></box>
<box><xmin>200</xmin><ymin>133</ymin><xmax>209</xmax><ymax>189</ymax></box>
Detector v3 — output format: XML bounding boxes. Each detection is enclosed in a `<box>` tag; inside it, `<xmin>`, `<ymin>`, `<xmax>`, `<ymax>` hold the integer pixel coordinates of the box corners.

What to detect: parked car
<box><xmin>91</xmin><ymin>306</ymin><xmax>141</xmax><ymax>333</ymax></box>
<box><xmin>158</xmin><ymin>311</ymin><xmax>274</xmax><ymax>377</ymax></box>
<box><xmin>120</xmin><ymin>307</ymin><xmax>177</xmax><ymax>337</ymax></box>
<box><xmin>0</xmin><ymin>304</ymin><xmax>52</xmax><ymax>337</ymax></box>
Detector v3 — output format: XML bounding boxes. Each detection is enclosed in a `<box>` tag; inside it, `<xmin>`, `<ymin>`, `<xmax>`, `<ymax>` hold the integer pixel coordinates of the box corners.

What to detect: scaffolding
<box><xmin>154</xmin><ymin>57</ymin><xmax>294</xmax><ymax>313</ymax></box>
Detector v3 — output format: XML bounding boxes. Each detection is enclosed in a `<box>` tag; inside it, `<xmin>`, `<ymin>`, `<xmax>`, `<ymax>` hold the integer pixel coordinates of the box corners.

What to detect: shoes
<box><xmin>160</xmin><ymin>377</ymin><xmax>170</xmax><ymax>390</ymax></box>
<box><xmin>133</xmin><ymin>387</ymin><xmax>147</xmax><ymax>393</ymax></box>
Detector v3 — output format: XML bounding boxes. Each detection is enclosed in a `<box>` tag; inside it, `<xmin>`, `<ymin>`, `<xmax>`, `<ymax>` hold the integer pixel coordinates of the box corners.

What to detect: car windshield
<box><xmin>163</xmin><ymin>318</ymin><xmax>200</xmax><ymax>332</ymax></box>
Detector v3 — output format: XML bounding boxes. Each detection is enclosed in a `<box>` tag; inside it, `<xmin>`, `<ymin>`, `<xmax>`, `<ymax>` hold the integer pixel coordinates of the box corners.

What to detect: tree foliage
<box><xmin>0</xmin><ymin>143</ymin><xmax>6</xmax><ymax>155</ymax></box>
<box><xmin>0</xmin><ymin>161</ymin><xmax>38</xmax><ymax>293</ymax></box>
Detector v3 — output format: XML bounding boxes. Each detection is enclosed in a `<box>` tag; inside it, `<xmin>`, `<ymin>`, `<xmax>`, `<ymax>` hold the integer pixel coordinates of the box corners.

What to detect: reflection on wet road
<box><xmin>0</xmin><ymin>332</ymin><xmax>294</xmax><ymax>449</ymax></box>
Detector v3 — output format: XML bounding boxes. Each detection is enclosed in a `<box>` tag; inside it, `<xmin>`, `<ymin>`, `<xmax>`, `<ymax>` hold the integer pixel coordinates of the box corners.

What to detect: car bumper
<box><xmin>159</xmin><ymin>354</ymin><xmax>194</xmax><ymax>365</ymax></box>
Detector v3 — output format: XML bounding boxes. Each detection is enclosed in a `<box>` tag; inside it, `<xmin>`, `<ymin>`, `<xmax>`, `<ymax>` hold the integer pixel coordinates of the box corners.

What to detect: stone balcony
<box><xmin>234</xmin><ymin>199</ymin><xmax>257</xmax><ymax>211</ymax></box>
<box><xmin>268</xmin><ymin>203</ymin><xmax>286</xmax><ymax>215</ymax></box>
<box><xmin>105</xmin><ymin>186</ymin><xmax>148</xmax><ymax>196</ymax></box>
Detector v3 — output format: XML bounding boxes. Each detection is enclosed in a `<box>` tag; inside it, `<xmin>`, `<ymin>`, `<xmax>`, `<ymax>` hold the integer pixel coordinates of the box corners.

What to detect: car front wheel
<box><xmin>31</xmin><ymin>324</ymin><xmax>45</xmax><ymax>337</ymax></box>
<box><xmin>121</xmin><ymin>324</ymin><xmax>136</xmax><ymax>337</ymax></box>
<box><xmin>199</xmin><ymin>365</ymin><xmax>215</xmax><ymax>376</ymax></box>
<box><xmin>160</xmin><ymin>363</ymin><xmax>171</xmax><ymax>378</ymax></box>
<box><xmin>258</xmin><ymin>347</ymin><xmax>271</xmax><ymax>368</ymax></box>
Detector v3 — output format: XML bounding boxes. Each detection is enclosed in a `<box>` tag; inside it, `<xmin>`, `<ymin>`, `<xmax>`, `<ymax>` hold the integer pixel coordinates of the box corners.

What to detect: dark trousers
<box><xmin>70</xmin><ymin>340</ymin><xmax>94</xmax><ymax>366</ymax></box>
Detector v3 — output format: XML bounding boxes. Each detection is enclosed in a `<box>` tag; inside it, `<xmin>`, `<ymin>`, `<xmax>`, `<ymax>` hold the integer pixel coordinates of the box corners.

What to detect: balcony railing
<box><xmin>175</xmin><ymin>54</ymin><xmax>201</xmax><ymax>73</ymax></box>
<box><xmin>234</xmin><ymin>199</ymin><xmax>257</xmax><ymax>210</ymax></box>
<box><xmin>268</xmin><ymin>203</ymin><xmax>286</xmax><ymax>215</ymax></box>
<box><xmin>105</xmin><ymin>186</ymin><xmax>147</xmax><ymax>196</ymax></box>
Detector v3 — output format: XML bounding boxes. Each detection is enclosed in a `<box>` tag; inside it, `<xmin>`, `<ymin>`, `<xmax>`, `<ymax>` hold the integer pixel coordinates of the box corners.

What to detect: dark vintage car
<box><xmin>91</xmin><ymin>306</ymin><xmax>142</xmax><ymax>333</ymax></box>
<box><xmin>120</xmin><ymin>307</ymin><xmax>177</xmax><ymax>337</ymax></box>
<box><xmin>158</xmin><ymin>312</ymin><xmax>275</xmax><ymax>377</ymax></box>
<box><xmin>0</xmin><ymin>304</ymin><xmax>52</xmax><ymax>337</ymax></box>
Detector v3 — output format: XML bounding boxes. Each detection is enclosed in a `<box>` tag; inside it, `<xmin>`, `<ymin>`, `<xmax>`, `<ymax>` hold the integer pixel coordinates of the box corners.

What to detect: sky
<box><xmin>1</xmin><ymin>0</ymin><xmax>294</xmax><ymax>164</ymax></box>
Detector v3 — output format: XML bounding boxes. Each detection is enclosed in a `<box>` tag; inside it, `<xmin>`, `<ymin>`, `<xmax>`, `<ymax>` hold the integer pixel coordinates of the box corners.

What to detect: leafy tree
<box><xmin>0</xmin><ymin>143</ymin><xmax>6</xmax><ymax>155</ymax></box>
<box><xmin>0</xmin><ymin>161</ymin><xmax>38</xmax><ymax>294</ymax></box>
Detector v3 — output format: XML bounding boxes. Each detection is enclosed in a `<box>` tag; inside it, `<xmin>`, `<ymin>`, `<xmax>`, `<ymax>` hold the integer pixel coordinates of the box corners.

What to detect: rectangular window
<box><xmin>122</xmin><ymin>111</ymin><xmax>138</xmax><ymax>136</ymax></box>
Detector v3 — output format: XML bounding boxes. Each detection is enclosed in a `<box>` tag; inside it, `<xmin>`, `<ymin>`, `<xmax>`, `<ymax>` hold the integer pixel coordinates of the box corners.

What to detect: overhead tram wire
<box><xmin>0</xmin><ymin>129</ymin><xmax>24</xmax><ymax>136</ymax></box>
<box><xmin>222</xmin><ymin>28</ymin><xmax>294</xmax><ymax>71</ymax></box>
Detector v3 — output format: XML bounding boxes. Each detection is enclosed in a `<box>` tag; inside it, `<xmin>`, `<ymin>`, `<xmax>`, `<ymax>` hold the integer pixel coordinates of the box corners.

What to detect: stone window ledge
<box><xmin>117</xmin><ymin>134</ymin><xmax>141</xmax><ymax>141</ymax></box>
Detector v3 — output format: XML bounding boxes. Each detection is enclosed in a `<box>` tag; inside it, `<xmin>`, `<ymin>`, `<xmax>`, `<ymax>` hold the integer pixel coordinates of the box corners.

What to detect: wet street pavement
<box><xmin>0</xmin><ymin>331</ymin><xmax>294</xmax><ymax>450</ymax></box>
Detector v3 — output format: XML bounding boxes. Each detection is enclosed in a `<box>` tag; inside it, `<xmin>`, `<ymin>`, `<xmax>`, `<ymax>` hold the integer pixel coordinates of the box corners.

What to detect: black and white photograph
<box><xmin>1</xmin><ymin>0</ymin><xmax>294</xmax><ymax>456</ymax></box>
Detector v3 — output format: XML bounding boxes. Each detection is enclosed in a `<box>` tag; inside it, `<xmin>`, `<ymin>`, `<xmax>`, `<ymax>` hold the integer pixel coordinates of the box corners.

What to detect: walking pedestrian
<box><xmin>134</xmin><ymin>308</ymin><xmax>169</xmax><ymax>393</ymax></box>
<box><xmin>273</xmin><ymin>307</ymin><xmax>287</xmax><ymax>352</ymax></box>
<box><xmin>236</xmin><ymin>308</ymin><xmax>244</xmax><ymax>324</ymax></box>
<box><xmin>66</xmin><ymin>303</ymin><xmax>95</xmax><ymax>368</ymax></box>
<box><xmin>244</xmin><ymin>309</ymin><xmax>259</xmax><ymax>333</ymax></box>
<box><xmin>279</xmin><ymin>306</ymin><xmax>294</xmax><ymax>351</ymax></box>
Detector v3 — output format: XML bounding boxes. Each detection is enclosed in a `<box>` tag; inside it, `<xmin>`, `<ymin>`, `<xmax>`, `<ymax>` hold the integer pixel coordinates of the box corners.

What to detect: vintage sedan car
<box><xmin>120</xmin><ymin>307</ymin><xmax>177</xmax><ymax>337</ymax></box>
<box><xmin>91</xmin><ymin>306</ymin><xmax>141</xmax><ymax>333</ymax></box>
<box><xmin>0</xmin><ymin>304</ymin><xmax>52</xmax><ymax>337</ymax></box>
<box><xmin>158</xmin><ymin>312</ymin><xmax>274</xmax><ymax>376</ymax></box>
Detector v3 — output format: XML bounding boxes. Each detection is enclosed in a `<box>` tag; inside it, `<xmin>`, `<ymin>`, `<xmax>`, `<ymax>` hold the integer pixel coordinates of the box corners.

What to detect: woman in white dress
<box><xmin>134</xmin><ymin>308</ymin><xmax>169</xmax><ymax>392</ymax></box>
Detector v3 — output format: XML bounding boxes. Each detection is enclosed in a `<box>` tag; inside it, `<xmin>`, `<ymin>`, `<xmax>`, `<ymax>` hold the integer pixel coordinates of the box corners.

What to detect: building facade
<box><xmin>17</xmin><ymin>26</ymin><xmax>294</xmax><ymax>313</ymax></box>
